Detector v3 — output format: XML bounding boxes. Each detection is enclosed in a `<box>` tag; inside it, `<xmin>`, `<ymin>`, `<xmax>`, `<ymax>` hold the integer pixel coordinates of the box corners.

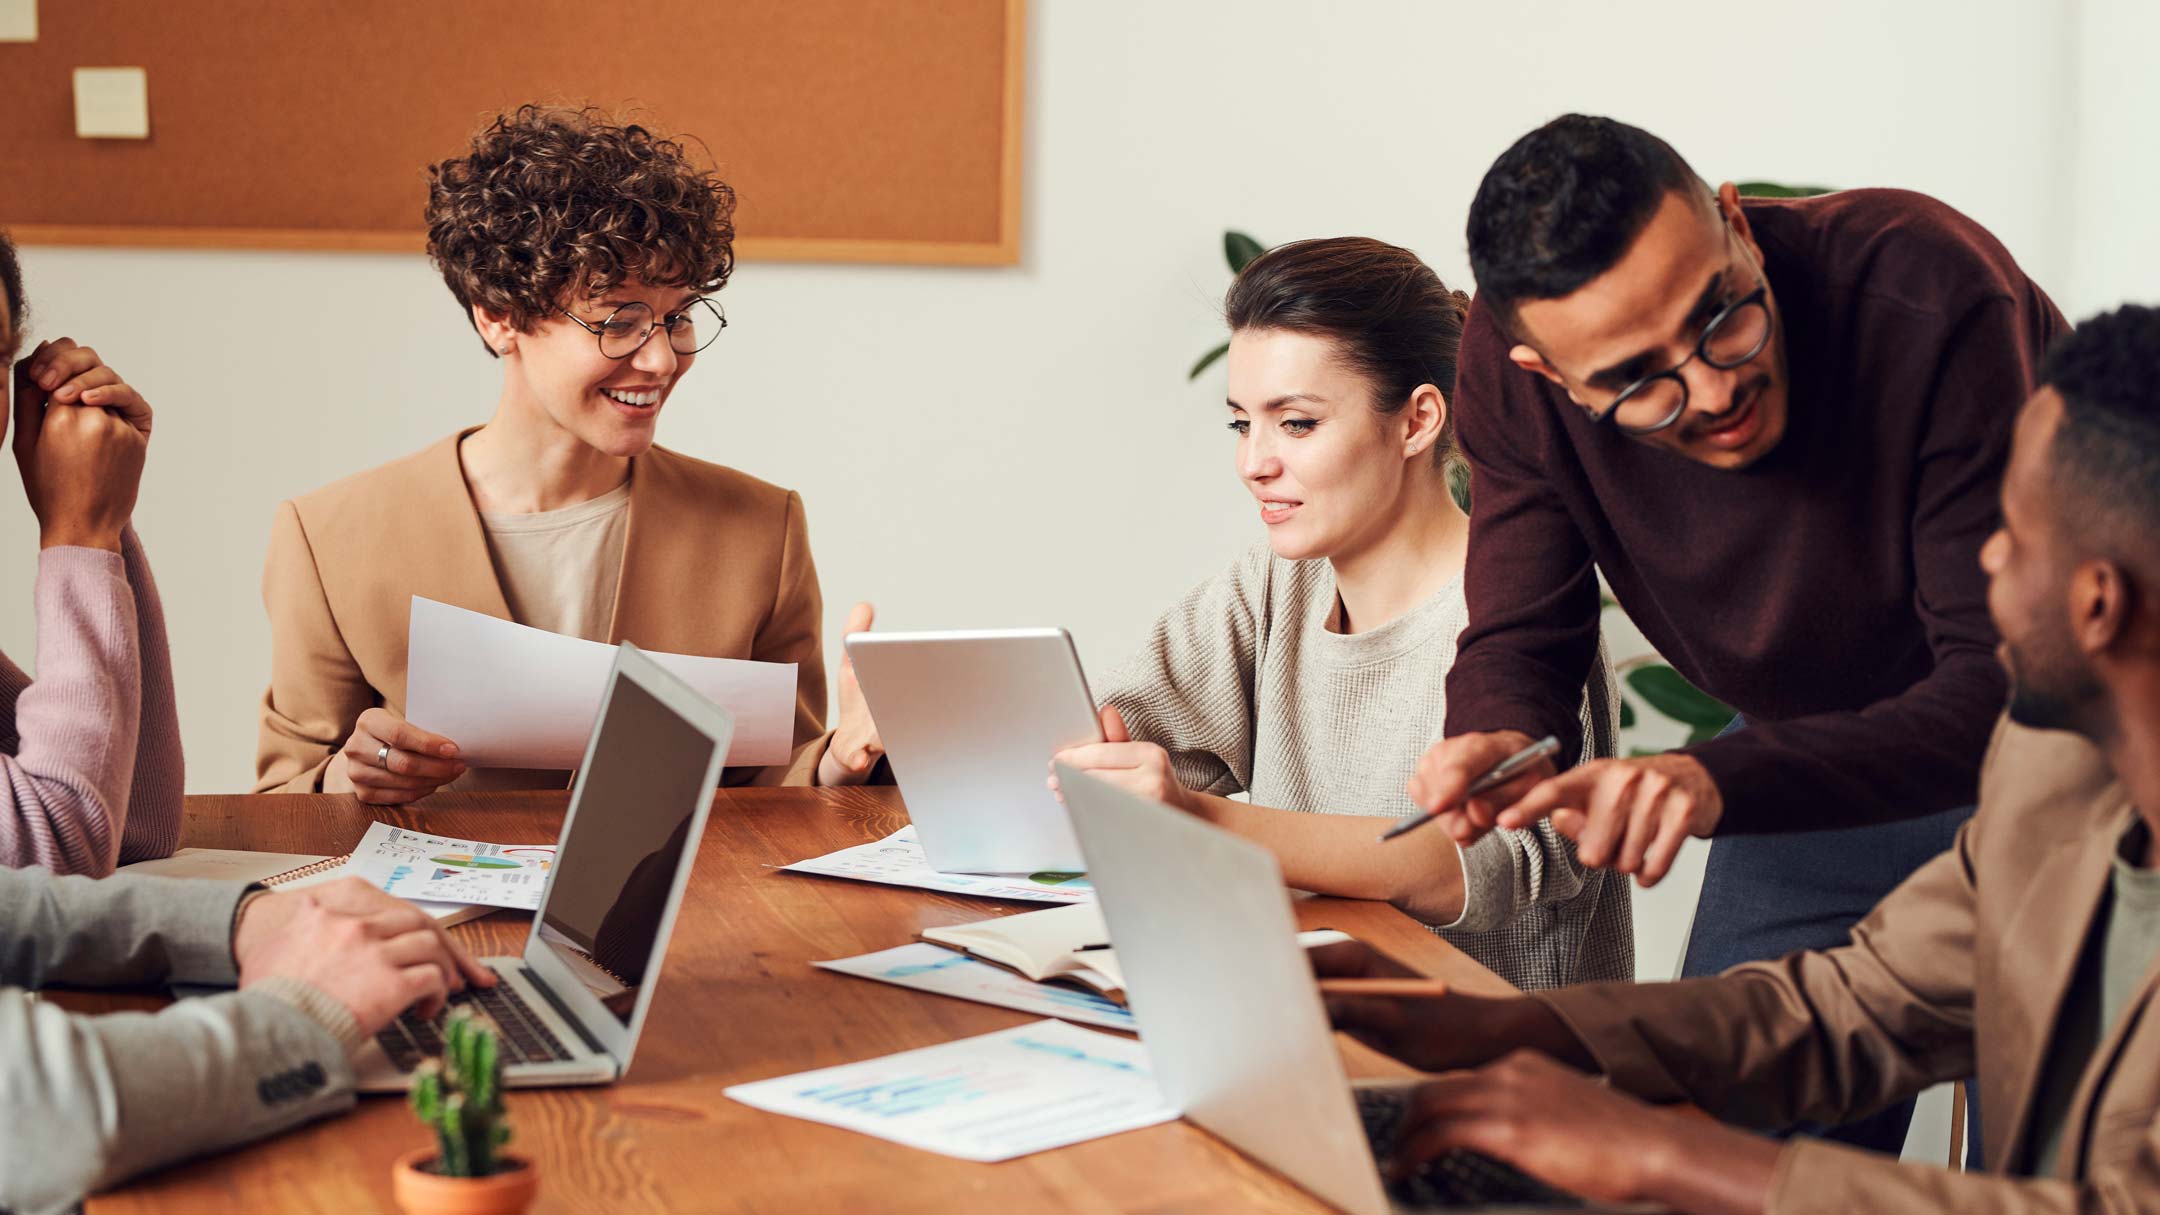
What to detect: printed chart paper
<box><xmin>725</xmin><ymin>1020</ymin><xmax>1173</xmax><ymax>1161</ymax></box>
<box><xmin>404</xmin><ymin>596</ymin><xmax>796</xmax><ymax>769</ymax></box>
<box><xmin>782</xmin><ymin>826</ymin><xmax>1095</xmax><ymax>904</ymax></box>
<box><xmin>338</xmin><ymin>822</ymin><xmax>557</xmax><ymax>910</ymax></box>
<box><xmin>816</xmin><ymin>943</ymin><xmax>1137</xmax><ymax>1032</ymax></box>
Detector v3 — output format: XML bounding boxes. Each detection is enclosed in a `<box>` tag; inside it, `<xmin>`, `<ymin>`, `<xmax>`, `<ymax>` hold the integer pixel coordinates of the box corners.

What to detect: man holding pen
<box><xmin>1412</xmin><ymin>114</ymin><xmax>2064</xmax><ymax>1149</ymax></box>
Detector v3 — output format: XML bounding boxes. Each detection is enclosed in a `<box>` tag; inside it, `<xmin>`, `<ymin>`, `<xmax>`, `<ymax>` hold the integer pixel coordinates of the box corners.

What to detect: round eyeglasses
<box><xmin>1587</xmin><ymin>283</ymin><xmax>1772</xmax><ymax>435</ymax></box>
<box><xmin>559</xmin><ymin>297</ymin><xmax>727</xmax><ymax>360</ymax></box>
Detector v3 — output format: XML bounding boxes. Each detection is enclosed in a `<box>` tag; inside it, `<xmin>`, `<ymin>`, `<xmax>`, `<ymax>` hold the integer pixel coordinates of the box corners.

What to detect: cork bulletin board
<box><xmin>0</xmin><ymin>0</ymin><xmax>1024</xmax><ymax>265</ymax></box>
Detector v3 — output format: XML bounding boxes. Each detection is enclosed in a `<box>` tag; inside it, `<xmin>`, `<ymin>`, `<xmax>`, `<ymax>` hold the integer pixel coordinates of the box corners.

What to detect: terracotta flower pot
<box><xmin>391</xmin><ymin>1149</ymin><xmax>538</xmax><ymax>1215</ymax></box>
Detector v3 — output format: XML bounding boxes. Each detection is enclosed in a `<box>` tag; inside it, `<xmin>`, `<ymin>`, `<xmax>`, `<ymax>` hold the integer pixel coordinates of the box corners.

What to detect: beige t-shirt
<box><xmin>478</xmin><ymin>482</ymin><xmax>632</xmax><ymax>643</ymax></box>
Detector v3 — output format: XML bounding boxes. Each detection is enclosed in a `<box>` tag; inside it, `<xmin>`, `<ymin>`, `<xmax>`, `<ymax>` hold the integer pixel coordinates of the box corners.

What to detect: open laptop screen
<box><xmin>536</xmin><ymin>674</ymin><xmax>717</xmax><ymax>1023</ymax></box>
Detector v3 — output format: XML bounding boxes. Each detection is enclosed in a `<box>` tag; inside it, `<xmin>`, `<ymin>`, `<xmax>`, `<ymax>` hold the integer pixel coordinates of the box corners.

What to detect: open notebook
<box><xmin>920</xmin><ymin>903</ymin><xmax>1126</xmax><ymax>1000</ymax></box>
<box><xmin>918</xmin><ymin>902</ymin><xmax>1357</xmax><ymax>1012</ymax></box>
<box><xmin>118</xmin><ymin>848</ymin><xmax>495</xmax><ymax>926</ymax></box>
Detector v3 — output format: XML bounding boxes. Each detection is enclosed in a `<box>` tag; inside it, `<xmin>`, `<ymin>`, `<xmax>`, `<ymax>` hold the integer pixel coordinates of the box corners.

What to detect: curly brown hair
<box><xmin>426</xmin><ymin>105</ymin><xmax>737</xmax><ymax>357</ymax></box>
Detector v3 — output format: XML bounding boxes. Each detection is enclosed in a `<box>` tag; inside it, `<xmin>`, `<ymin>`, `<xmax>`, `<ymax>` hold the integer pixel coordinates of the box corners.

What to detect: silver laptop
<box><xmin>844</xmin><ymin>628</ymin><xmax>1102</xmax><ymax>873</ymax></box>
<box><xmin>1056</xmin><ymin>763</ymin><xmax>1622</xmax><ymax>1214</ymax></box>
<box><xmin>354</xmin><ymin>642</ymin><xmax>732</xmax><ymax>1091</ymax></box>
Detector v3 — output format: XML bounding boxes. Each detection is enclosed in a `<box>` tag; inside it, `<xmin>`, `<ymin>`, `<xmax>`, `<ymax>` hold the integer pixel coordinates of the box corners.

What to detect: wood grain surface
<box><xmin>80</xmin><ymin>786</ymin><xmax>1510</xmax><ymax>1213</ymax></box>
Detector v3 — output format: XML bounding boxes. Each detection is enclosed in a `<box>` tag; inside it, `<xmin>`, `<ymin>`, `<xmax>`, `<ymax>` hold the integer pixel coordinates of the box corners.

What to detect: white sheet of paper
<box><xmin>404</xmin><ymin>597</ymin><xmax>796</xmax><ymax>769</ymax></box>
<box><xmin>816</xmin><ymin>943</ymin><xmax>1137</xmax><ymax>1032</ymax></box>
<box><xmin>781</xmin><ymin>826</ymin><xmax>1095</xmax><ymax>904</ymax></box>
<box><xmin>74</xmin><ymin>67</ymin><xmax>149</xmax><ymax>138</ymax></box>
<box><xmin>0</xmin><ymin>0</ymin><xmax>37</xmax><ymax>42</ymax></box>
<box><xmin>335</xmin><ymin>821</ymin><xmax>558</xmax><ymax>911</ymax></box>
<box><xmin>725</xmin><ymin>1019</ymin><xmax>1173</xmax><ymax>1161</ymax></box>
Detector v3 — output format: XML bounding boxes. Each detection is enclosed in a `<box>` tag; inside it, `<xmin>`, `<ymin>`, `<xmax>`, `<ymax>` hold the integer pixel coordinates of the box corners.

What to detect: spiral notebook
<box><xmin>118</xmin><ymin>848</ymin><xmax>496</xmax><ymax>926</ymax></box>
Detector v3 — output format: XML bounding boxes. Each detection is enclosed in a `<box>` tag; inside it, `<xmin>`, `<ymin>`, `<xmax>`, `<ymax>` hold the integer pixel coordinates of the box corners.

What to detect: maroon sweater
<box><xmin>1444</xmin><ymin>189</ymin><xmax>2068</xmax><ymax>833</ymax></box>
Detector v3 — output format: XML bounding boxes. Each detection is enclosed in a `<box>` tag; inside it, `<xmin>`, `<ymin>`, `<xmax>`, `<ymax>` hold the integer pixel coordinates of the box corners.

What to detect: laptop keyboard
<box><xmin>1355</xmin><ymin>1085</ymin><xmax>1583</xmax><ymax>1210</ymax></box>
<box><xmin>374</xmin><ymin>969</ymin><xmax>577</xmax><ymax>1073</ymax></box>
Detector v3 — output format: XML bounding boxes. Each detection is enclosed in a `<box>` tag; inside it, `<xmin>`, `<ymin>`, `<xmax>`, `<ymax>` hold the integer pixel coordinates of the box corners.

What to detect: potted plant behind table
<box><xmin>393</xmin><ymin>1011</ymin><xmax>538</xmax><ymax>1215</ymax></box>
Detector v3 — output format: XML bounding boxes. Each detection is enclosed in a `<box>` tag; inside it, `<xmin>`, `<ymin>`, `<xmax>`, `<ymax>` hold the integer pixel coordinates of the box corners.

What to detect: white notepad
<box><xmin>118</xmin><ymin>846</ymin><xmax>496</xmax><ymax>926</ymax></box>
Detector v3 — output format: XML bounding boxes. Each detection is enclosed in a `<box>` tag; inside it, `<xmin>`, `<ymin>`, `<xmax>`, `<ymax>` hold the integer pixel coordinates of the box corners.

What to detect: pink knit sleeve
<box><xmin>116</xmin><ymin>528</ymin><xmax>183</xmax><ymax>862</ymax></box>
<box><xmin>0</xmin><ymin>546</ymin><xmax>142</xmax><ymax>875</ymax></box>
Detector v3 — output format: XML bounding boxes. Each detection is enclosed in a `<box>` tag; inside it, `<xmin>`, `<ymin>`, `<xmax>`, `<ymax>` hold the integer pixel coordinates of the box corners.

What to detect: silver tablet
<box><xmin>844</xmin><ymin>628</ymin><xmax>1103</xmax><ymax>873</ymax></box>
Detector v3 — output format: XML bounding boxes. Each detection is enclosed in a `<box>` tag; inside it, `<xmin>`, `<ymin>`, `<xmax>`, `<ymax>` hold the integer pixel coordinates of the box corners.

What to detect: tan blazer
<box><xmin>1537</xmin><ymin>719</ymin><xmax>2159</xmax><ymax>1210</ymax></box>
<box><xmin>255</xmin><ymin>431</ymin><xmax>830</xmax><ymax>794</ymax></box>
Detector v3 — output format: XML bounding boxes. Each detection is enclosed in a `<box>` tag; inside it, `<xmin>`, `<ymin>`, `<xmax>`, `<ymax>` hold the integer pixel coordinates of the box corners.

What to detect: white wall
<box><xmin>0</xmin><ymin>0</ymin><xmax>2118</xmax><ymax>1163</ymax></box>
<box><xmin>3</xmin><ymin>0</ymin><xmax>2076</xmax><ymax>792</ymax></box>
<box><xmin>2063</xmin><ymin>0</ymin><xmax>2160</xmax><ymax>318</ymax></box>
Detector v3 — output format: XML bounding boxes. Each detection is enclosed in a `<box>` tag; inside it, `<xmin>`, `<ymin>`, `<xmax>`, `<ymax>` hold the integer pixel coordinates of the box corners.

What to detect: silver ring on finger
<box><xmin>376</xmin><ymin>743</ymin><xmax>393</xmax><ymax>769</ymax></box>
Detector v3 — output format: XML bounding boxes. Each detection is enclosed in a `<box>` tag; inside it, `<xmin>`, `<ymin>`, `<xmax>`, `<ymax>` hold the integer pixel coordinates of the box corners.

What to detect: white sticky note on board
<box><xmin>0</xmin><ymin>0</ymin><xmax>36</xmax><ymax>42</ymax></box>
<box><xmin>74</xmin><ymin>67</ymin><xmax>150</xmax><ymax>139</ymax></box>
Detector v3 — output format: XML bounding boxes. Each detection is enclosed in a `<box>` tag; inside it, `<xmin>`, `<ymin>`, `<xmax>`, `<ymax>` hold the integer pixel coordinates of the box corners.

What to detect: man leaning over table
<box><xmin>1320</xmin><ymin>305</ymin><xmax>2160</xmax><ymax>1212</ymax></box>
<box><xmin>1410</xmin><ymin>114</ymin><xmax>2068</xmax><ymax>1151</ymax></box>
<box><xmin>1</xmin><ymin>869</ymin><xmax>491</xmax><ymax>1214</ymax></box>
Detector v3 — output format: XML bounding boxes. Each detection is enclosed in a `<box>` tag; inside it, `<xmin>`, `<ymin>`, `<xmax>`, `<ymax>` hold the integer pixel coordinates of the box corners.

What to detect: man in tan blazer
<box><xmin>1319</xmin><ymin>303</ymin><xmax>2160</xmax><ymax>1212</ymax></box>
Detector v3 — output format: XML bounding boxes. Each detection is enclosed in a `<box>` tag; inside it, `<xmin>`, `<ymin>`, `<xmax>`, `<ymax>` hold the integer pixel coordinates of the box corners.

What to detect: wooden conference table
<box><xmin>79</xmin><ymin>786</ymin><xmax>1515</xmax><ymax>1214</ymax></box>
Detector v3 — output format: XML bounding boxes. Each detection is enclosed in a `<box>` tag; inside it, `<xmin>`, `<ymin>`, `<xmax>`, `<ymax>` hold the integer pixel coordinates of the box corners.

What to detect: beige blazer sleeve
<box><xmin>255</xmin><ymin>500</ymin><xmax>375</xmax><ymax>794</ymax></box>
<box><xmin>1533</xmin><ymin>815</ymin><xmax>1981</xmax><ymax>1131</ymax></box>
<box><xmin>743</xmin><ymin>489</ymin><xmax>832</xmax><ymax>787</ymax></box>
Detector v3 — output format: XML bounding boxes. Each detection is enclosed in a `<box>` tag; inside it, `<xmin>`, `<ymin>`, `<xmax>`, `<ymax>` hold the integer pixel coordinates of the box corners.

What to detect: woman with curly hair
<box><xmin>255</xmin><ymin>106</ymin><xmax>873</xmax><ymax>800</ymax></box>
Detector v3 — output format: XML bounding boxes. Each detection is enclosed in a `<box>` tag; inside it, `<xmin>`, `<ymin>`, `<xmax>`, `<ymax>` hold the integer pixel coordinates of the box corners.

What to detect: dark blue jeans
<box><xmin>1682</xmin><ymin>717</ymin><xmax>1976</xmax><ymax>1159</ymax></box>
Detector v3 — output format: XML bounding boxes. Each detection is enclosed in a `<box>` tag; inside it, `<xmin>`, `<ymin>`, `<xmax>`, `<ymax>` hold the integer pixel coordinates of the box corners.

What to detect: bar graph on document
<box><xmin>724</xmin><ymin>1020</ymin><xmax>1176</xmax><ymax>1160</ymax></box>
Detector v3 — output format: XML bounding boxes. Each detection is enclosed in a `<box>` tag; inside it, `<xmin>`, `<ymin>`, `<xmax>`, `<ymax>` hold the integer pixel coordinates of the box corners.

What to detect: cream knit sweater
<box><xmin>1100</xmin><ymin>542</ymin><xmax>1631</xmax><ymax>989</ymax></box>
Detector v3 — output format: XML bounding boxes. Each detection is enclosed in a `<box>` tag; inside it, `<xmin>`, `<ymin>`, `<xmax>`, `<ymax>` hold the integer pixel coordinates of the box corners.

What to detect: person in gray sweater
<box><xmin>1053</xmin><ymin>237</ymin><xmax>1630</xmax><ymax>991</ymax></box>
<box><xmin>1</xmin><ymin>868</ymin><xmax>491</xmax><ymax>1214</ymax></box>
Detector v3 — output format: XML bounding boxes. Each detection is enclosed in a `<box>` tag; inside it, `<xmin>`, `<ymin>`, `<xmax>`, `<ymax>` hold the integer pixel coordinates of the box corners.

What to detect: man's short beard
<box><xmin>2007</xmin><ymin>683</ymin><xmax>2085</xmax><ymax>733</ymax></box>
<box><xmin>2004</xmin><ymin>646</ymin><xmax>2103</xmax><ymax>737</ymax></box>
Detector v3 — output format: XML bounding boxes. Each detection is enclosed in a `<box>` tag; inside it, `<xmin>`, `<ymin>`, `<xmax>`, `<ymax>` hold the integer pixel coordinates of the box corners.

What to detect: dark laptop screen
<box><xmin>537</xmin><ymin>676</ymin><xmax>715</xmax><ymax>1023</ymax></box>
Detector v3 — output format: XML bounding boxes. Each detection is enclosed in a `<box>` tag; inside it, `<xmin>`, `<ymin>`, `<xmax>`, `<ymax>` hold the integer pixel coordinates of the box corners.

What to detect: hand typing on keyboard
<box><xmin>376</xmin><ymin>977</ymin><xmax>574</xmax><ymax>1073</ymax></box>
<box><xmin>233</xmin><ymin>877</ymin><xmax>496</xmax><ymax>1036</ymax></box>
<box><xmin>1373</xmin><ymin>1052</ymin><xmax>1781</xmax><ymax>1214</ymax></box>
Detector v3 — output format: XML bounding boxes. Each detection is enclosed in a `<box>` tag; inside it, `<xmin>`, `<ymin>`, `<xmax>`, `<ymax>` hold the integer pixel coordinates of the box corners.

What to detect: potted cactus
<box><xmin>391</xmin><ymin>1011</ymin><xmax>537</xmax><ymax>1215</ymax></box>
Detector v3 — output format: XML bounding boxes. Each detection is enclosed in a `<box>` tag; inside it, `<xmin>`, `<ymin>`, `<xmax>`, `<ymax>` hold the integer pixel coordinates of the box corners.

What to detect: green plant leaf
<box><xmin>1619</xmin><ymin>699</ymin><xmax>1635</xmax><ymax>730</ymax></box>
<box><xmin>1733</xmin><ymin>181</ymin><xmax>1832</xmax><ymax>198</ymax></box>
<box><xmin>1224</xmin><ymin>230</ymin><xmax>1264</xmax><ymax>273</ymax></box>
<box><xmin>1188</xmin><ymin>340</ymin><xmax>1230</xmax><ymax>381</ymax></box>
<box><xmin>1625</xmin><ymin>665</ymin><xmax>1736</xmax><ymax>732</ymax></box>
<box><xmin>1446</xmin><ymin>460</ymin><xmax>1472</xmax><ymax>513</ymax></box>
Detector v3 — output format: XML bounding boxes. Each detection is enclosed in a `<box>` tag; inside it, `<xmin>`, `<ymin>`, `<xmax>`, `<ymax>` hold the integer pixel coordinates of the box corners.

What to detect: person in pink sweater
<box><xmin>0</xmin><ymin>230</ymin><xmax>182</xmax><ymax>874</ymax></box>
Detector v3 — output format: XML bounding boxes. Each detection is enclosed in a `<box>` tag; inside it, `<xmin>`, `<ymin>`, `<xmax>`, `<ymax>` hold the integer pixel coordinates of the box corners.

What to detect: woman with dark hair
<box><xmin>0</xmin><ymin>229</ymin><xmax>183</xmax><ymax>873</ymax></box>
<box><xmin>1054</xmin><ymin>237</ymin><xmax>1629</xmax><ymax>989</ymax></box>
<box><xmin>255</xmin><ymin>107</ymin><xmax>878</xmax><ymax>800</ymax></box>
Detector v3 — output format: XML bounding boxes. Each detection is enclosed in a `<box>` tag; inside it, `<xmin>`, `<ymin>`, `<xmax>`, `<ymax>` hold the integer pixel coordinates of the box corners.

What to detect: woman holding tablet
<box><xmin>255</xmin><ymin>106</ymin><xmax>877</xmax><ymax>801</ymax></box>
<box><xmin>1054</xmin><ymin>237</ymin><xmax>1628</xmax><ymax>989</ymax></box>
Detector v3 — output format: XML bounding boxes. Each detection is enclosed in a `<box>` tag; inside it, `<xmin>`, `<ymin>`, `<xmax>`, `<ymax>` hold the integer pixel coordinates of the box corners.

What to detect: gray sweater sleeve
<box><xmin>1096</xmin><ymin>548</ymin><xmax>1272</xmax><ymax>797</ymax></box>
<box><xmin>1448</xmin><ymin>633</ymin><xmax>1623</xmax><ymax>934</ymax></box>
<box><xmin>0</xmin><ymin>868</ymin><xmax>356</xmax><ymax>1214</ymax></box>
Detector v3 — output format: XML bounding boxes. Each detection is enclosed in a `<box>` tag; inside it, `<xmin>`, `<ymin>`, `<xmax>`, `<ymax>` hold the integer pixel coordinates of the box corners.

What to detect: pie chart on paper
<box><xmin>430</xmin><ymin>853</ymin><xmax>521</xmax><ymax>870</ymax></box>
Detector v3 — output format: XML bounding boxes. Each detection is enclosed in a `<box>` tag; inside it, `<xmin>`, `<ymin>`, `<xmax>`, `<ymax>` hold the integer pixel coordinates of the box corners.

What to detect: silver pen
<box><xmin>1378</xmin><ymin>735</ymin><xmax>1561</xmax><ymax>842</ymax></box>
